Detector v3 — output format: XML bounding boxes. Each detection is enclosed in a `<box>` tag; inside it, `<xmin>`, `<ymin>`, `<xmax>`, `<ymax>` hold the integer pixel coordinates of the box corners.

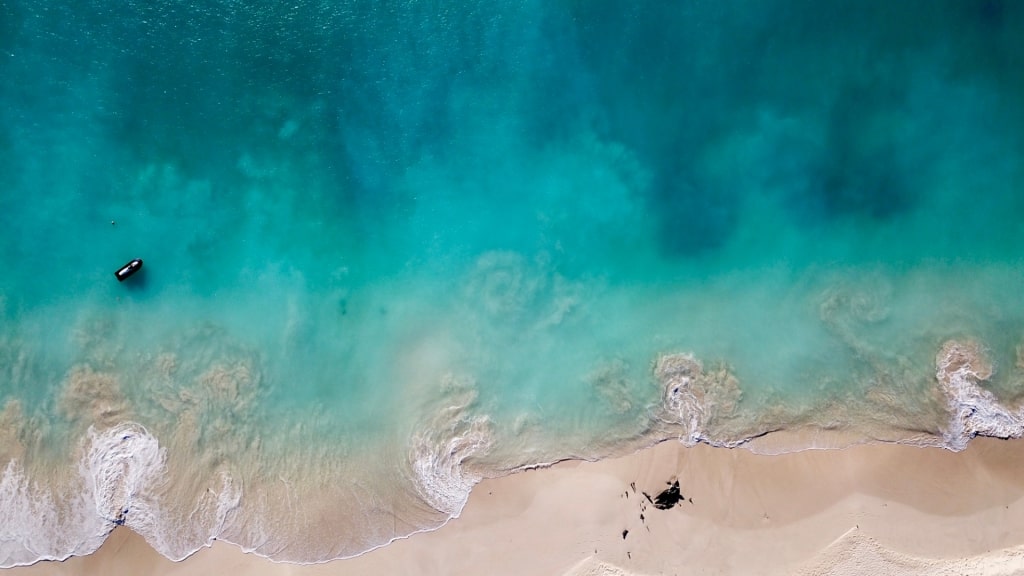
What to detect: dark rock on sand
<box><xmin>654</xmin><ymin>480</ymin><xmax>683</xmax><ymax>510</ymax></box>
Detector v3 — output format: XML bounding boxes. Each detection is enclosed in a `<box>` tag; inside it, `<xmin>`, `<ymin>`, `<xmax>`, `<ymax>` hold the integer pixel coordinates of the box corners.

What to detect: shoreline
<box><xmin>10</xmin><ymin>437</ymin><xmax>1024</xmax><ymax>575</ymax></box>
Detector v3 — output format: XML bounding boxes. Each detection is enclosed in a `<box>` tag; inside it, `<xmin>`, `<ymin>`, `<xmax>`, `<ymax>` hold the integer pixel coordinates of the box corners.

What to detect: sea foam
<box><xmin>81</xmin><ymin>423</ymin><xmax>245</xmax><ymax>561</ymax></box>
<box><xmin>654</xmin><ymin>353</ymin><xmax>747</xmax><ymax>447</ymax></box>
<box><xmin>0</xmin><ymin>422</ymin><xmax>245</xmax><ymax>567</ymax></box>
<box><xmin>82</xmin><ymin>423</ymin><xmax>165</xmax><ymax>528</ymax></box>
<box><xmin>0</xmin><ymin>459</ymin><xmax>107</xmax><ymax>567</ymax></box>
<box><xmin>936</xmin><ymin>340</ymin><xmax>1024</xmax><ymax>451</ymax></box>
<box><xmin>409</xmin><ymin>378</ymin><xmax>493</xmax><ymax>517</ymax></box>
<box><xmin>0</xmin><ymin>424</ymin><xmax>166</xmax><ymax>568</ymax></box>
<box><xmin>655</xmin><ymin>341</ymin><xmax>1024</xmax><ymax>454</ymax></box>
<box><xmin>3</xmin><ymin>340</ymin><xmax>1024</xmax><ymax>568</ymax></box>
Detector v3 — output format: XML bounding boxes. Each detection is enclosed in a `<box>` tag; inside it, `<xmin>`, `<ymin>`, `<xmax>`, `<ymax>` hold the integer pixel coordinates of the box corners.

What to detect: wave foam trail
<box><xmin>410</xmin><ymin>380</ymin><xmax>493</xmax><ymax>517</ymax></box>
<box><xmin>0</xmin><ymin>424</ymin><xmax>165</xmax><ymax>568</ymax></box>
<box><xmin>0</xmin><ymin>460</ymin><xmax>108</xmax><ymax>567</ymax></box>
<box><xmin>0</xmin><ymin>422</ymin><xmax>246</xmax><ymax>567</ymax></box>
<box><xmin>655</xmin><ymin>353</ymin><xmax>745</xmax><ymax>447</ymax></box>
<box><xmin>656</xmin><ymin>354</ymin><xmax>706</xmax><ymax>445</ymax></box>
<box><xmin>209</xmin><ymin>473</ymin><xmax>243</xmax><ymax>542</ymax></box>
<box><xmin>84</xmin><ymin>424</ymin><xmax>245</xmax><ymax>561</ymax></box>
<box><xmin>937</xmin><ymin>340</ymin><xmax>1024</xmax><ymax>451</ymax></box>
<box><xmin>82</xmin><ymin>423</ymin><xmax>166</xmax><ymax>528</ymax></box>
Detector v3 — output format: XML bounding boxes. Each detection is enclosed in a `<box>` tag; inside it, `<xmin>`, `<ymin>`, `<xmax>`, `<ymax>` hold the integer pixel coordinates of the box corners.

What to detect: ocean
<box><xmin>2</xmin><ymin>0</ymin><xmax>1023</xmax><ymax>566</ymax></box>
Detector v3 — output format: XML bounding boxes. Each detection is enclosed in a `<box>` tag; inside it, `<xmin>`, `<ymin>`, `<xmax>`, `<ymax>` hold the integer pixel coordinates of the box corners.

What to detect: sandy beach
<box><xmin>10</xmin><ymin>437</ymin><xmax>1024</xmax><ymax>576</ymax></box>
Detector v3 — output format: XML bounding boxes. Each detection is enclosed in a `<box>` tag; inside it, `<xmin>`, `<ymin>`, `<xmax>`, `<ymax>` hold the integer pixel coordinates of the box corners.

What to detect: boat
<box><xmin>114</xmin><ymin>258</ymin><xmax>143</xmax><ymax>282</ymax></box>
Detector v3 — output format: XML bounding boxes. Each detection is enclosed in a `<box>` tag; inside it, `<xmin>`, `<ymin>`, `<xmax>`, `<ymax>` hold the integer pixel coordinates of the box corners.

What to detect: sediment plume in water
<box><xmin>5</xmin><ymin>333</ymin><xmax>1024</xmax><ymax>566</ymax></box>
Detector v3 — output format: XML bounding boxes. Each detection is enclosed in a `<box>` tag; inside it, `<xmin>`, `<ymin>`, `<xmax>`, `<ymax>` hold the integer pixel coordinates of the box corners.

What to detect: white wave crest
<box><xmin>81</xmin><ymin>423</ymin><xmax>166</xmax><ymax>527</ymax></box>
<box><xmin>410</xmin><ymin>388</ymin><xmax>493</xmax><ymax>516</ymax></box>
<box><xmin>655</xmin><ymin>353</ymin><xmax>746</xmax><ymax>447</ymax></box>
<box><xmin>656</xmin><ymin>353</ymin><xmax>705</xmax><ymax>445</ymax></box>
<box><xmin>936</xmin><ymin>340</ymin><xmax>1024</xmax><ymax>451</ymax></box>
<box><xmin>0</xmin><ymin>460</ymin><xmax>109</xmax><ymax>567</ymax></box>
<box><xmin>0</xmin><ymin>423</ymin><xmax>163</xmax><ymax>568</ymax></box>
<box><xmin>0</xmin><ymin>422</ymin><xmax>247</xmax><ymax>567</ymax></box>
<box><xmin>82</xmin><ymin>424</ymin><xmax>245</xmax><ymax>561</ymax></box>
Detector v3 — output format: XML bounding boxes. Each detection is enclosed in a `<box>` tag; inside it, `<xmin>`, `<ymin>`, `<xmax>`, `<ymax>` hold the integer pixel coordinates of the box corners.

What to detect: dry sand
<box><xmin>10</xmin><ymin>437</ymin><xmax>1024</xmax><ymax>575</ymax></box>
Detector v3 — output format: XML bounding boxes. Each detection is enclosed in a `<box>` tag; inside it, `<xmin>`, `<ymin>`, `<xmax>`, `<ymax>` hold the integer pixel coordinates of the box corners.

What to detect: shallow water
<box><xmin>2</xmin><ymin>0</ymin><xmax>1024</xmax><ymax>566</ymax></box>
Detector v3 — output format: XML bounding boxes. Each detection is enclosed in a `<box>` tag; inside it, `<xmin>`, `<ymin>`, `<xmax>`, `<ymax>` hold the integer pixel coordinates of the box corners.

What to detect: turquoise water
<box><xmin>2</xmin><ymin>0</ymin><xmax>1024</xmax><ymax>565</ymax></box>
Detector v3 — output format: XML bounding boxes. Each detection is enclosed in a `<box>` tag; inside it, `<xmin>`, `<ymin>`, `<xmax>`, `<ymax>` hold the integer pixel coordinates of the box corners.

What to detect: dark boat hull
<box><xmin>115</xmin><ymin>258</ymin><xmax>143</xmax><ymax>282</ymax></box>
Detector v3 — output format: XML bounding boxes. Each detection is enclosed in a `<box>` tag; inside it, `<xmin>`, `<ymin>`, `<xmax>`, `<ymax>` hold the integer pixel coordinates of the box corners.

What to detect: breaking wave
<box><xmin>0</xmin><ymin>459</ymin><xmax>107</xmax><ymax>567</ymax></box>
<box><xmin>409</xmin><ymin>375</ymin><xmax>494</xmax><ymax>517</ymax></box>
<box><xmin>0</xmin><ymin>423</ymin><xmax>245</xmax><ymax>568</ymax></box>
<box><xmin>653</xmin><ymin>353</ymin><xmax>747</xmax><ymax>447</ymax></box>
<box><xmin>935</xmin><ymin>340</ymin><xmax>1024</xmax><ymax>450</ymax></box>
<box><xmin>652</xmin><ymin>339</ymin><xmax>1024</xmax><ymax>454</ymax></box>
<box><xmin>4</xmin><ymin>337</ymin><xmax>1024</xmax><ymax>568</ymax></box>
<box><xmin>82</xmin><ymin>423</ymin><xmax>165</xmax><ymax>529</ymax></box>
<box><xmin>0</xmin><ymin>425</ymin><xmax>163</xmax><ymax>567</ymax></box>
